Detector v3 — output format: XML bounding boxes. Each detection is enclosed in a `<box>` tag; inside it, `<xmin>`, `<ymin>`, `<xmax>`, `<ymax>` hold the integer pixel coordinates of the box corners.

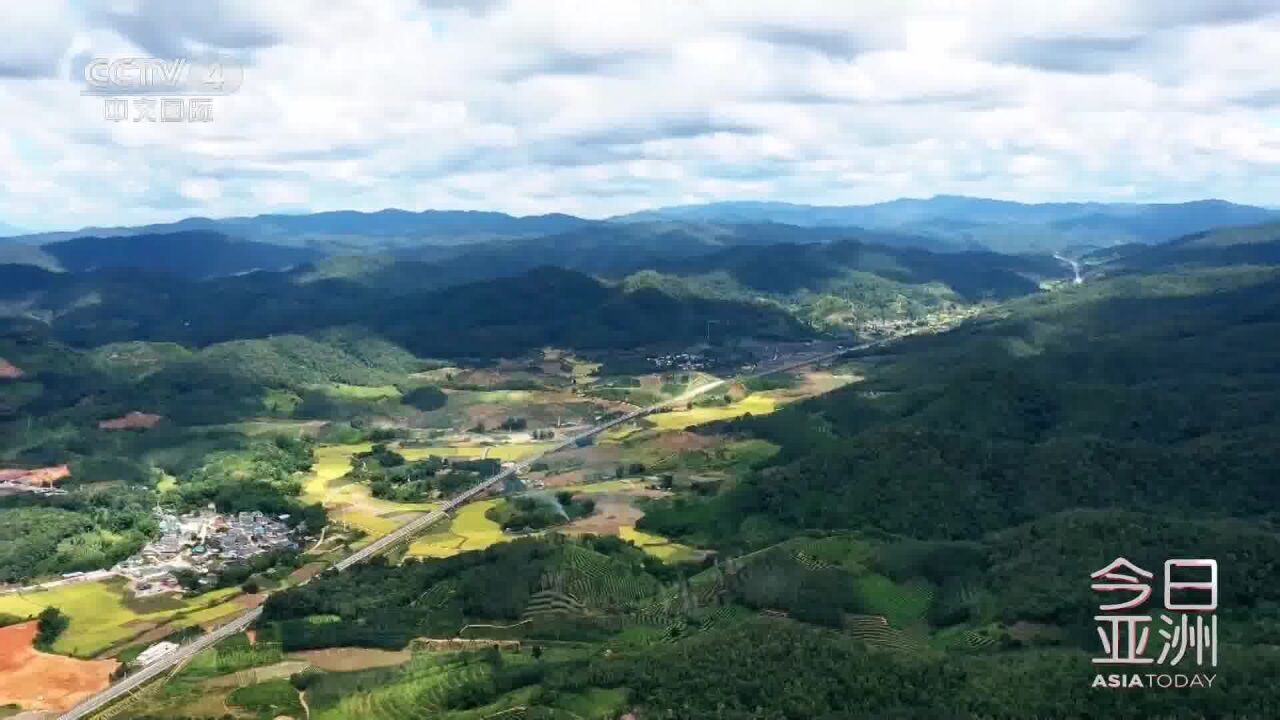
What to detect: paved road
<box><xmin>61</xmin><ymin>607</ymin><xmax>260</xmax><ymax>719</ymax></box>
<box><xmin>58</xmin><ymin>341</ymin><xmax>867</xmax><ymax>720</ymax></box>
<box><xmin>0</xmin><ymin>569</ymin><xmax>118</xmax><ymax>597</ymax></box>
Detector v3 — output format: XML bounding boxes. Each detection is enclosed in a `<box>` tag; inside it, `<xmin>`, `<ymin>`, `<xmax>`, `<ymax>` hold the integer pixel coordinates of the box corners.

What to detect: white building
<box><xmin>135</xmin><ymin>641</ymin><xmax>180</xmax><ymax>666</ymax></box>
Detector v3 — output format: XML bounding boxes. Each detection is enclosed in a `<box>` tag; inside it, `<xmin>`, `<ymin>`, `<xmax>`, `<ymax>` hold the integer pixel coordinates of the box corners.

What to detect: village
<box><xmin>114</xmin><ymin>507</ymin><xmax>298</xmax><ymax>597</ymax></box>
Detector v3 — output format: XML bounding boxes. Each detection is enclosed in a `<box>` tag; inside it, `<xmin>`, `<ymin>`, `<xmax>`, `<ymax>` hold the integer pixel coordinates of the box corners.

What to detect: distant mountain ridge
<box><xmin>4</xmin><ymin>209</ymin><xmax>593</xmax><ymax>254</ymax></box>
<box><xmin>5</xmin><ymin>195</ymin><xmax>1276</xmax><ymax>263</ymax></box>
<box><xmin>611</xmin><ymin>196</ymin><xmax>1279</xmax><ymax>253</ymax></box>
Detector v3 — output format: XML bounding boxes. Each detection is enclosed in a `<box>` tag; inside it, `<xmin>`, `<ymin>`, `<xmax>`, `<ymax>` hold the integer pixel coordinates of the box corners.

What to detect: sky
<box><xmin>1</xmin><ymin>0</ymin><xmax>1279</xmax><ymax>231</ymax></box>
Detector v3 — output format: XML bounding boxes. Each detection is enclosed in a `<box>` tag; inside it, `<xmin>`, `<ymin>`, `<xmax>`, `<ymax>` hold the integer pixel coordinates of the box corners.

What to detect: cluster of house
<box><xmin>0</xmin><ymin>464</ymin><xmax>70</xmax><ymax>496</ymax></box>
<box><xmin>115</xmin><ymin>506</ymin><xmax>297</xmax><ymax>597</ymax></box>
<box><xmin>648</xmin><ymin>352</ymin><xmax>708</xmax><ymax>371</ymax></box>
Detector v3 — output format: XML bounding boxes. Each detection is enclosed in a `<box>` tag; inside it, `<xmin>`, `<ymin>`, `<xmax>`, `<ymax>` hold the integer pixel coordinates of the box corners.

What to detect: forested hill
<box><xmin>0</xmin><ymin>263</ymin><xmax>809</xmax><ymax>355</ymax></box>
<box><xmin>636</xmin><ymin>238</ymin><xmax>1063</xmax><ymax>300</ymax></box>
<box><xmin>648</xmin><ymin>264</ymin><xmax>1280</xmax><ymax>547</ymax></box>
<box><xmin>1087</xmin><ymin>220</ymin><xmax>1280</xmax><ymax>274</ymax></box>
<box><xmin>42</xmin><ymin>231</ymin><xmax>319</xmax><ymax>278</ymax></box>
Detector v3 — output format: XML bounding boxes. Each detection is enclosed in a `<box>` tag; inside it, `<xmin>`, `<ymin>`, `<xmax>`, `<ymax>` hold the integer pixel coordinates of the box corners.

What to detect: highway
<box><xmin>59</xmin><ymin>341</ymin><xmax>865</xmax><ymax>720</ymax></box>
<box><xmin>61</xmin><ymin>606</ymin><xmax>261</xmax><ymax>720</ymax></box>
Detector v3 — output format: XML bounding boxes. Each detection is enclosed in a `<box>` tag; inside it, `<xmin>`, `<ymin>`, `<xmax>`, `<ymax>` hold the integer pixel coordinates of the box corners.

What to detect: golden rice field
<box><xmin>404</xmin><ymin>500</ymin><xmax>515</xmax><ymax>559</ymax></box>
<box><xmin>647</xmin><ymin>394</ymin><xmax>778</xmax><ymax>430</ymax></box>
<box><xmin>303</xmin><ymin>444</ymin><xmax>437</xmax><ymax>538</ymax></box>
<box><xmin>619</xmin><ymin>526</ymin><xmax>698</xmax><ymax>562</ymax></box>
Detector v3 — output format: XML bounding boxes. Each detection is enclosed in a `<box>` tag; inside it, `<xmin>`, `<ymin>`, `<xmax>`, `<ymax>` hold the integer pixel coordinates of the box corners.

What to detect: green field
<box><xmin>228</xmin><ymin>678</ymin><xmax>305</xmax><ymax>719</ymax></box>
<box><xmin>319</xmin><ymin>383</ymin><xmax>403</xmax><ymax>399</ymax></box>
<box><xmin>0</xmin><ymin>579</ymin><xmax>240</xmax><ymax>657</ymax></box>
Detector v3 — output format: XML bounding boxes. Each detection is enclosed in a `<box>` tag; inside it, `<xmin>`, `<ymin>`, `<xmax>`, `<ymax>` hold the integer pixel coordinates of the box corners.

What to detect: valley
<box><xmin>2</xmin><ymin>208</ymin><xmax>1279</xmax><ymax>720</ymax></box>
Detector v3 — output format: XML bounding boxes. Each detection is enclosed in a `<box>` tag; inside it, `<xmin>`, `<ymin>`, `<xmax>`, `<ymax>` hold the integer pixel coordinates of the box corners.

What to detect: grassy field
<box><xmin>648</xmin><ymin>394</ymin><xmax>777</xmax><ymax>430</ymax></box>
<box><xmin>321</xmin><ymin>383</ymin><xmax>402</xmax><ymax>399</ymax></box>
<box><xmin>228</xmin><ymin>678</ymin><xmax>304</xmax><ymax>719</ymax></box>
<box><xmin>0</xmin><ymin>579</ymin><xmax>240</xmax><ymax>657</ymax></box>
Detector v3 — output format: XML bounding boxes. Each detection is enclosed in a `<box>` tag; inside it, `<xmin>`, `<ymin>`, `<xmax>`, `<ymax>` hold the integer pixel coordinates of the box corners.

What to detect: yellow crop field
<box><xmin>619</xmin><ymin>526</ymin><xmax>697</xmax><ymax>562</ymax></box>
<box><xmin>0</xmin><ymin>580</ymin><xmax>240</xmax><ymax>657</ymax></box>
<box><xmin>303</xmin><ymin>444</ymin><xmax>438</xmax><ymax>540</ymax></box>
<box><xmin>648</xmin><ymin>395</ymin><xmax>777</xmax><ymax>430</ymax></box>
<box><xmin>405</xmin><ymin>500</ymin><xmax>513</xmax><ymax>558</ymax></box>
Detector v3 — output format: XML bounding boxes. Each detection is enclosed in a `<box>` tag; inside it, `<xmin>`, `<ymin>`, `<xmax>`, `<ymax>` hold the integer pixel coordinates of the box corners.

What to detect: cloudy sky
<box><xmin>1</xmin><ymin>0</ymin><xmax>1279</xmax><ymax>231</ymax></box>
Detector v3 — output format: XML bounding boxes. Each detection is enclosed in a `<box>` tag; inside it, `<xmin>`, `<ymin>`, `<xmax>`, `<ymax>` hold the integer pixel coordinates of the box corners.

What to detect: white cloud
<box><xmin>1</xmin><ymin>0</ymin><xmax>1279</xmax><ymax>230</ymax></box>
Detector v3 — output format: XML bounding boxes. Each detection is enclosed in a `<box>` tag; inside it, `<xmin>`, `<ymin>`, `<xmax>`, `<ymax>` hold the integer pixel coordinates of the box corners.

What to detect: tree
<box><xmin>175</xmin><ymin>569</ymin><xmax>202</xmax><ymax>591</ymax></box>
<box><xmin>35</xmin><ymin>607</ymin><xmax>69</xmax><ymax>648</ymax></box>
<box><xmin>402</xmin><ymin>384</ymin><xmax>448</xmax><ymax>411</ymax></box>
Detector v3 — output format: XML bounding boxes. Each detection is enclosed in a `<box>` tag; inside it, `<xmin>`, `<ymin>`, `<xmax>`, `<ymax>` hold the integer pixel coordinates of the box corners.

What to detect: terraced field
<box><xmin>181</xmin><ymin>634</ymin><xmax>286</xmax><ymax>679</ymax></box>
<box><xmin>0</xmin><ymin>579</ymin><xmax>241</xmax><ymax>657</ymax></box>
<box><xmin>854</xmin><ymin>574</ymin><xmax>934</xmax><ymax>628</ymax></box>
<box><xmin>309</xmin><ymin>655</ymin><xmax>493</xmax><ymax>720</ymax></box>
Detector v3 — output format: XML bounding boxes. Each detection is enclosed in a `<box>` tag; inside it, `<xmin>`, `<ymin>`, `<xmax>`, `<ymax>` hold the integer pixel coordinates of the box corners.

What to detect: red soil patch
<box><xmin>0</xmin><ymin>358</ymin><xmax>22</xmax><ymax>379</ymax></box>
<box><xmin>0</xmin><ymin>464</ymin><xmax>71</xmax><ymax>487</ymax></box>
<box><xmin>0</xmin><ymin>621</ymin><xmax>118</xmax><ymax>713</ymax></box>
<box><xmin>234</xmin><ymin>593</ymin><xmax>268</xmax><ymax>610</ymax></box>
<box><xmin>97</xmin><ymin>411</ymin><xmax>163</xmax><ymax>430</ymax></box>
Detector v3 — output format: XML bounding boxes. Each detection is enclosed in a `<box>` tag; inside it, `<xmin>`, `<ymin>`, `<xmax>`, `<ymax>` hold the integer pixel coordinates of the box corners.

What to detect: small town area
<box><xmin>115</xmin><ymin>507</ymin><xmax>298</xmax><ymax>597</ymax></box>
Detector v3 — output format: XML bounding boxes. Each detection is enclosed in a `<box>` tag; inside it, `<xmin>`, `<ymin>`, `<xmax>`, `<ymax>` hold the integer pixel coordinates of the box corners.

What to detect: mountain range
<box><xmin>3</xmin><ymin>196</ymin><xmax>1276</xmax><ymax>261</ymax></box>
<box><xmin>613</xmin><ymin>196</ymin><xmax>1278</xmax><ymax>253</ymax></box>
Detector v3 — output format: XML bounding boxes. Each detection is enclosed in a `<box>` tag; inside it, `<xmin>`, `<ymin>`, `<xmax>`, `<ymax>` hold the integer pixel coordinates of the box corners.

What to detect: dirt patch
<box><xmin>204</xmin><ymin>659</ymin><xmax>311</xmax><ymax>688</ymax></box>
<box><xmin>288</xmin><ymin>647</ymin><xmax>412</xmax><ymax>672</ymax></box>
<box><xmin>97</xmin><ymin>412</ymin><xmax>163</xmax><ymax>430</ymax></box>
<box><xmin>0</xmin><ymin>465</ymin><xmax>70</xmax><ymax>488</ymax></box>
<box><xmin>0</xmin><ymin>621</ymin><xmax>118</xmax><ymax>713</ymax></box>
<box><xmin>542</xmin><ymin>469</ymin><xmax>586</xmax><ymax>488</ymax></box>
<box><xmin>562</xmin><ymin>496</ymin><xmax>645</xmax><ymax>535</ymax></box>
<box><xmin>234</xmin><ymin>593</ymin><xmax>268</xmax><ymax>610</ymax></box>
<box><xmin>462</xmin><ymin>403</ymin><xmax>507</xmax><ymax>424</ymax></box>
<box><xmin>0</xmin><ymin>358</ymin><xmax>22</xmax><ymax>380</ymax></box>
<box><xmin>286</xmin><ymin>563</ymin><xmax>326</xmax><ymax>585</ymax></box>
<box><xmin>647</xmin><ymin>431</ymin><xmax>718</xmax><ymax>453</ymax></box>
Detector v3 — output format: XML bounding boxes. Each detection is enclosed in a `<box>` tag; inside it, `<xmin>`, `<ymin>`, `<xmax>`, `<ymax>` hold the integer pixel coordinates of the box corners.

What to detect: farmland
<box><xmin>0</xmin><ymin>579</ymin><xmax>241</xmax><ymax>657</ymax></box>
